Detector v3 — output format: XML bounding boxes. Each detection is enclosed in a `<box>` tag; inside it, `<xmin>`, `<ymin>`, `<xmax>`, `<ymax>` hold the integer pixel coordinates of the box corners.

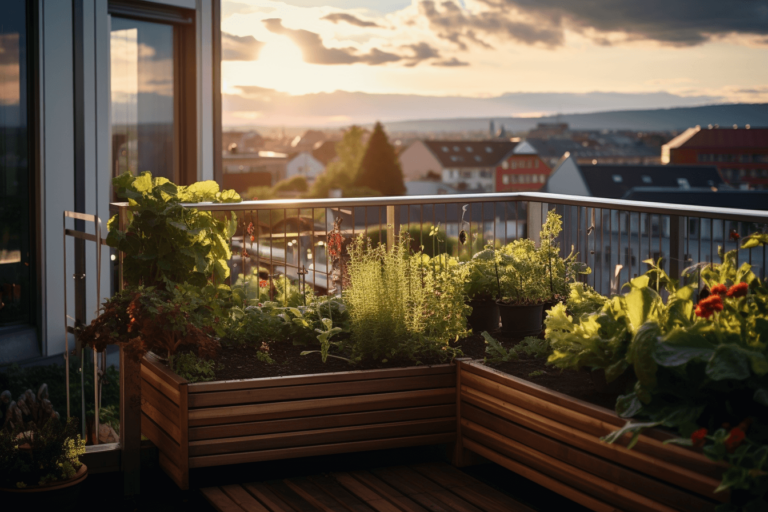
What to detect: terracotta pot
<box><xmin>0</xmin><ymin>464</ymin><xmax>88</xmax><ymax>511</ymax></box>
<box><xmin>496</xmin><ymin>301</ymin><xmax>544</xmax><ymax>337</ymax></box>
<box><xmin>587</xmin><ymin>367</ymin><xmax>636</xmax><ymax>395</ymax></box>
<box><xmin>467</xmin><ymin>299</ymin><xmax>500</xmax><ymax>333</ymax></box>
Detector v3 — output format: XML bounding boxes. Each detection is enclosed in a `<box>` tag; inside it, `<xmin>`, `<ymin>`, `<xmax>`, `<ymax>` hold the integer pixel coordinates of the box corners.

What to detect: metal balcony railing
<box><xmin>98</xmin><ymin>191</ymin><xmax>768</xmax><ymax>494</ymax></box>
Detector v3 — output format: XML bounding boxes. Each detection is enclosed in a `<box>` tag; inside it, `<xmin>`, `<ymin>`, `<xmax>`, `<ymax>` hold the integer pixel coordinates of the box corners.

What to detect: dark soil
<box><xmin>482</xmin><ymin>330</ymin><xmax>621</xmax><ymax>411</ymax></box>
<box><xmin>208</xmin><ymin>333</ymin><xmax>489</xmax><ymax>381</ymax></box>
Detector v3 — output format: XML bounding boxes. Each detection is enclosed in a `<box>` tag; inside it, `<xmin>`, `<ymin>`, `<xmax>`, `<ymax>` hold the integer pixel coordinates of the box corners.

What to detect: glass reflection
<box><xmin>0</xmin><ymin>1</ymin><xmax>31</xmax><ymax>327</ymax></box>
<box><xmin>110</xmin><ymin>17</ymin><xmax>174</xmax><ymax>188</ymax></box>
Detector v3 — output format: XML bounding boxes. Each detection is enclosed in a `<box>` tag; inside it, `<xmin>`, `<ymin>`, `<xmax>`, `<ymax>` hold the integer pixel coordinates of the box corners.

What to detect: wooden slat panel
<box><xmin>141</xmin><ymin>412</ymin><xmax>183</xmax><ymax>468</ymax></box>
<box><xmin>462</xmin><ymin>369</ymin><xmax>724</xmax><ymax>480</ymax></box>
<box><xmin>178</xmin><ymin>382</ymin><xmax>190</xmax><ymax>491</ymax></box>
<box><xmin>189</xmin><ymin>365</ymin><xmax>454</xmax><ymax>393</ymax></box>
<box><xmin>463</xmin><ymin>418</ymin><xmax>678</xmax><ymax>512</ymax></box>
<box><xmin>464</xmin><ymin>403</ymin><xmax>717</xmax><ymax>511</ymax></box>
<box><xmin>222</xmin><ymin>484</ymin><xmax>271</xmax><ymax>512</ymax></box>
<box><xmin>348</xmin><ymin>471</ymin><xmax>430</xmax><ymax>512</ymax></box>
<box><xmin>330</xmin><ymin>473</ymin><xmax>405</xmax><ymax>512</ymax></box>
<box><xmin>244</xmin><ymin>483</ymin><xmax>296</xmax><ymax>512</ymax></box>
<box><xmin>142</xmin><ymin>397</ymin><xmax>182</xmax><ymax>442</ymax></box>
<box><xmin>190</xmin><ymin>405</ymin><xmax>455</xmax><ymax>441</ymax></box>
<box><xmin>141</xmin><ymin>363</ymin><xmax>180</xmax><ymax>405</ymax></box>
<box><xmin>143</xmin><ymin>353</ymin><xmax>188</xmax><ymax>386</ymax></box>
<box><xmin>188</xmin><ymin>388</ymin><xmax>455</xmax><ymax>427</ymax></box>
<box><xmin>189</xmin><ymin>418</ymin><xmax>454</xmax><ymax>457</ymax></box>
<box><xmin>159</xmin><ymin>451</ymin><xmax>186</xmax><ymax>491</ymax></box>
<box><xmin>462</xmin><ymin>388</ymin><xmax>724</xmax><ymax>502</ymax></box>
<box><xmin>189</xmin><ymin>432</ymin><xmax>455</xmax><ymax>468</ymax></box>
<box><xmin>463</xmin><ymin>438</ymin><xmax>619</xmax><ymax>512</ymax></box>
<box><xmin>141</xmin><ymin>375</ymin><xmax>181</xmax><ymax>425</ymax></box>
<box><xmin>202</xmin><ymin>487</ymin><xmax>246</xmax><ymax>512</ymax></box>
<box><xmin>189</xmin><ymin>374</ymin><xmax>456</xmax><ymax>408</ymax></box>
<box><xmin>306</xmin><ymin>475</ymin><xmax>375</xmax><ymax>512</ymax></box>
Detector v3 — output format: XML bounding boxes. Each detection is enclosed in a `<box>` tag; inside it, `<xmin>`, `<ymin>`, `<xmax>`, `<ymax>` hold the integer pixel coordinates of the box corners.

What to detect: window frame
<box><xmin>107</xmin><ymin>0</ymin><xmax>197</xmax><ymax>185</ymax></box>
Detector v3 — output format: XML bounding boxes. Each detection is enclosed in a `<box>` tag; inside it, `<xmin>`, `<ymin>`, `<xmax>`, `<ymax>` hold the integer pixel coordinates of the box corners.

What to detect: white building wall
<box><xmin>544</xmin><ymin>156</ymin><xmax>590</xmax><ymax>196</ymax></box>
<box><xmin>286</xmin><ymin>152</ymin><xmax>325</xmax><ymax>182</ymax></box>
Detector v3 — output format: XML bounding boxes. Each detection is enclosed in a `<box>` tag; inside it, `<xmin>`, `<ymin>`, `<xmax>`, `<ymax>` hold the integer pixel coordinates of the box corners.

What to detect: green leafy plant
<box><xmin>171</xmin><ymin>353</ymin><xmax>221</xmax><ymax>383</ymax></box>
<box><xmin>497</xmin><ymin>238</ymin><xmax>549</xmax><ymax>304</ymax></box>
<box><xmin>482</xmin><ymin>332</ymin><xmax>518</xmax><ymax>363</ymax></box>
<box><xmin>517</xmin><ymin>336</ymin><xmax>551</xmax><ymax>359</ymax></box>
<box><xmin>107</xmin><ymin>171</ymin><xmax>241</xmax><ymax>289</ymax></box>
<box><xmin>462</xmin><ymin>248</ymin><xmax>501</xmax><ymax>302</ymax></box>
<box><xmin>0</xmin><ymin>417</ymin><xmax>85</xmax><ymax>488</ymax></box>
<box><xmin>344</xmin><ymin>233</ymin><xmax>468</xmax><ymax>363</ymax></box>
<box><xmin>529</xmin><ymin>370</ymin><xmax>547</xmax><ymax>378</ymax></box>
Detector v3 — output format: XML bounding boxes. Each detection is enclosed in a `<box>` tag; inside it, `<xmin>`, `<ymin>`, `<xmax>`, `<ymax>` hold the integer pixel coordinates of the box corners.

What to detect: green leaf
<box><xmin>653</xmin><ymin>331</ymin><xmax>716</xmax><ymax>367</ymax></box>
<box><xmin>601</xmin><ymin>420</ymin><xmax>661</xmax><ymax>449</ymax></box>
<box><xmin>742</xmin><ymin>233</ymin><xmax>768</xmax><ymax>249</ymax></box>
<box><xmin>216</xmin><ymin>189</ymin><xmax>241</xmax><ymax>203</ymax></box>
<box><xmin>615</xmin><ymin>392</ymin><xmax>643</xmax><ymax>418</ymax></box>
<box><xmin>628</xmin><ymin>322</ymin><xmax>660</xmax><ymax>390</ymax></box>
<box><xmin>624</xmin><ymin>284</ymin><xmax>662</xmax><ymax>331</ymax></box>
<box><xmin>705</xmin><ymin>345</ymin><xmax>751</xmax><ymax>381</ymax></box>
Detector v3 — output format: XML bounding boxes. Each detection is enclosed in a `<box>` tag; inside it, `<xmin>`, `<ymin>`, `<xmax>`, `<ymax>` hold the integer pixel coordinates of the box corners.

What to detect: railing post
<box><xmin>117</xmin><ymin>205</ymin><xmax>141</xmax><ymax>496</ymax></box>
<box><xmin>669</xmin><ymin>215</ymin><xmax>685</xmax><ymax>283</ymax></box>
<box><xmin>527</xmin><ymin>201</ymin><xmax>542</xmax><ymax>246</ymax></box>
<box><xmin>386</xmin><ymin>205</ymin><xmax>399</xmax><ymax>251</ymax></box>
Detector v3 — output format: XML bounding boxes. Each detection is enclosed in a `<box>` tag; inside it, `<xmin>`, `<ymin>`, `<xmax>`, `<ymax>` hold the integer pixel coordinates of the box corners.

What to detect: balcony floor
<box><xmin>201</xmin><ymin>461</ymin><xmax>534</xmax><ymax>512</ymax></box>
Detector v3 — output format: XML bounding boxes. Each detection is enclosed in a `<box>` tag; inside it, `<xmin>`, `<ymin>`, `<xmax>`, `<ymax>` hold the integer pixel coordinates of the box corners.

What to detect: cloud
<box><xmin>431</xmin><ymin>57</ymin><xmax>469</xmax><ymax>66</ymax></box>
<box><xmin>222</xmin><ymin>32</ymin><xmax>265</xmax><ymax>61</ymax></box>
<box><xmin>402</xmin><ymin>42</ymin><xmax>441</xmax><ymax>66</ymax></box>
<box><xmin>418</xmin><ymin>1</ymin><xmax>563</xmax><ymax>50</ymax></box>
<box><xmin>472</xmin><ymin>0</ymin><xmax>768</xmax><ymax>47</ymax></box>
<box><xmin>321</xmin><ymin>13</ymin><xmax>382</xmax><ymax>28</ymax></box>
<box><xmin>263</xmin><ymin>18</ymin><xmax>401</xmax><ymax>65</ymax></box>
<box><xmin>222</xmin><ymin>1</ymin><xmax>275</xmax><ymax>19</ymax></box>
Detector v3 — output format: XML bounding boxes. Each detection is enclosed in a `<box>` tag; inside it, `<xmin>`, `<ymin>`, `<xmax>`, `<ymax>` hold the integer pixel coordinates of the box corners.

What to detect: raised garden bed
<box><xmin>140</xmin><ymin>353</ymin><xmax>458</xmax><ymax>490</ymax></box>
<box><xmin>455</xmin><ymin>359</ymin><xmax>729</xmax><ymax>512</ymax></box>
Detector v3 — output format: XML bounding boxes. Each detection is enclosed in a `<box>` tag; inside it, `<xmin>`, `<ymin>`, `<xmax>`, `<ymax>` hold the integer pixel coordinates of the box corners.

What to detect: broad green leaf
<box><xmin>753</xmin><ymin>388</ymin><xmax>768</xmax><ymax>407</ymax></box>
<box><xmin>605</xmin><ymin>359</ymin><xmax>629</xmax><ymax>384</ymax></box>
<box><xmin>132</xmin><ymin>172</ymin><xmax>153</xmax><ymax>194</ymax></box>
<box><xmin>742</xmin><ymin>233</ymin><xmax>768</xmax><ymax>249</ymax></box>
<box><xmin>705</xmin><ymin>345</ymin><xmax>751</xmax><ymax>381</ymax></box>
<box><xmin>624</xmin><ymin>285</ymin><xmax>661</xmax><ymax>331</ymax></box>
<box><xmin>615</xmin><ymin>392</ymin><xmax>643</xmax><ymax>418</ymax></box>
<box><xmin>216</xmin><ymin>189</ymin><xmax>241</xmax><ymax>203</ymax></box>
<box><xmin>628</xmin><ymin>322</ymin><xmax>660</xmax><ymax>389</ymax></box>
<box><xmin>653</xmin><ymin>330</ymin><xmax>716</xmax><ymax>367</ymax></box>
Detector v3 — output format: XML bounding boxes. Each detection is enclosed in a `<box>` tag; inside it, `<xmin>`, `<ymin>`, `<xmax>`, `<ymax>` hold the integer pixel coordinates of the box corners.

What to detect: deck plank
<box><xmin>203</xmin><ymin>463</ymin><xmax>543</xmax><ymax>512</ymax></box>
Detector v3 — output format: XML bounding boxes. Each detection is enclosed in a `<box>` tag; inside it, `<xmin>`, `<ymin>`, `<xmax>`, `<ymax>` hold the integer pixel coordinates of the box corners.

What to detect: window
<box><xmin>612</xmin><ymin>175</ymin><xmax>623</xmax><ymax>183</ymax></box>
<box><xmin>0</xmin><ymin>1</ymin><xmax>33</xmax><ymax>327</ymax></box>
<box><xmin>511</xmin><ymin>174</ymin><xmax>517</xmax><ymax>184</ymax></box>
<box><xmin>531</xmin><ymin>174</ymin><xmax>538</xmax><ymax>184</ymax></box>
<box><xmin>501</xmin><ymin>161</ymin><xmax>508</xmax><ymax>169</ymax></box>
<box><xmin>641</xmin><ymin>175</ymin><xmax>652</xmax><ymax>184</ymax></box>
<box><xmin>511</xmin><ymin>161</ymin><xmax>517</xmax><ymax>169</ymax></box>
<box><xmin>110</xmin><ymin>2</ymin><xmax>197</xmax><ymax>192</ymax></box>
<box><xmin>453</xmin><ymin>146</ymin><xmax>460</xmax><ymax>152</ymax></box>
<box><xmin>502</xmin><ymin>175</ymin><xmax>509</xmax><ymax>184</ymax></box>
<box><xmin>466</xmin><ymin>146</ymin><xmax>473</xmax><ymax>152</ymax></box>
<box><xmin>485</xmin><ymin>146</ymin><xmax>493</xmax><ymax>153</ymax></box>
<box><xmin>535</xmin><ymin>159</ymin><xmax>539</xmax><ymax>168</ymax></box>
<box><xmin>539</xmin><ymin>174</ymin><xmax>546</xmax><ymax>182</ymax></box>
<box><xmin>677</xmin><ymin>178</ymin><xmax>690</xmax><ymax>189</ymax></box>
<box><xmin>441</xmin><ymin>146</ymin><xmax>449</xmax><ymax>152</ymax></box>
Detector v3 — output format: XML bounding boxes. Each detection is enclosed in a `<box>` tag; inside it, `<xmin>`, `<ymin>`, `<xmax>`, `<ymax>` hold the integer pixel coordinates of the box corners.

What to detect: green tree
<box><xmin>354</xmin><ymin>122</ymin><xmax>405</xmax><ymax>196</ymax></box>
<box><xmin>308</xmin><ymin>126</ymin><xmax>367</xmax><ymax>198</ymax></box>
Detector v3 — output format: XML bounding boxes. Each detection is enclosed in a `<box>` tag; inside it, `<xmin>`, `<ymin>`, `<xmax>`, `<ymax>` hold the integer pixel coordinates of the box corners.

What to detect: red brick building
<box><xmin>662</xmin><ymin>126</ymin><xmax>768</xmax><ymax>189</ymax></box>
<box><xmin>495</xmin><ymin>143</ymin><xmax>552</xmax><ymax>192</ymax></box>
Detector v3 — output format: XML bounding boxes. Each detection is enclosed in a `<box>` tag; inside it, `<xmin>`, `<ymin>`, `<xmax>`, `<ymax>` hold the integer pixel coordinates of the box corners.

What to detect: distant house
<box><xmin>496</xmin><ymin>141</ymin><xmax>552</xmax><ymax>192</ymax></box>
<box><xmin>399</xmin><ymin>140</ymin><xmax>517</xmax><ymax>192</ymax></box>
<box><xmin>312</xmin><ymin>140</ymin><xmax>338</xmax><ymax>166</ymax></box>
<box><xmin>545</xmin><ymin>155</ymin><xmax>726</xmax><ymax>199</ymax></box>
<box><xmin>524</xmin><ymin>137</ymin><xmax>660</xmax><ymax>168</ymax></box>
<box><xmin>662</xmin><ymin>126</ymin><xmax>768</xmax><ymax>189</ymax></box>
<box><xmin>286</xmin><ymin>152</ymin><xmax>325</xmax><ymax>183</ymax></box>
<box><xmin>222</xmin><ymin>150</ymin><xmax>289</xmax><ymax>191</ymax></box>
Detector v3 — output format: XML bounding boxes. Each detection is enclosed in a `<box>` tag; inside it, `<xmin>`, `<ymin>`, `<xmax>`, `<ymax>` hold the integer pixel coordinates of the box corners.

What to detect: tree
<box><xmin>354</xmin><ymin>122</ymin><xmax>405</xmax><ymax>196</ymax></box>
<box><xmin>308</xmin><ymin>126</ymin><xmax>367</xmax><ymax>198</ymax></box>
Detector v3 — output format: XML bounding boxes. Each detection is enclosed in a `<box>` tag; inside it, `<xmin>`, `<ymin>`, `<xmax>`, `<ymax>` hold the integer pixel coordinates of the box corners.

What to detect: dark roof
<box><xmin>578</xmin><ymin>164</ymin><xmax>725</xmax><ymax>199</ymax></box>
<box><xmin>312</xmin><ymin>140</ymin><xmax>337</xmax><ymax>165</ymax></box>
<box><xmin>680</xmin><ymin>127</ymin><xmax>768</xmax><ymax>149</ymax></box>
<box><xmin>523</xmin><ymin>138</ymin><xmax>583</xmax><ymax>158</ymax></box>
<box><xmin>623</xmin><ymin>187</ymin><xmax>768</xmax><ymax>211</ymax></box>
<box><xmin>423</xmin><ymin>140</ymin><xmax>517</xmax><ymax>168</ymax></box>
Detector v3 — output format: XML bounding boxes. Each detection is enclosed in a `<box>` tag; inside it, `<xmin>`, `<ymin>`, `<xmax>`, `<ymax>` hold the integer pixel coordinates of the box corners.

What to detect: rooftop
<box><xmin>576</xmin><ymin>163</ymin><xmax>725</xmax><ymax>199</ymax></box>
<box><xmin>423</xmin><ymin>140</ymin><xmax>517</xmax><ymax>168</ymax></box>
<box><xmin>664</xmin><ymin>126</ymin><xmax>768</xmax><ymax>150</ymax></box>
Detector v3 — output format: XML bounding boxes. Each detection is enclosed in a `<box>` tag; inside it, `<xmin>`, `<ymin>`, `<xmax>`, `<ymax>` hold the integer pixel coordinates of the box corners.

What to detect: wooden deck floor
<box><xmin>201</xmin><ymin>462</ymin><xmax>536</xmax><ymax>512</ymax></box>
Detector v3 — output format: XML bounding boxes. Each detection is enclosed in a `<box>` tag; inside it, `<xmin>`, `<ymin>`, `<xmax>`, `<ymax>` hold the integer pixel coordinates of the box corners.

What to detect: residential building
<box><xmin>223</xmin><ymin>151</ymin><xmax>288</xmax><ymax>183</ymax></box>
<box><xmin>286</xmin><ymin>151</ymin><xmax>325</xmax><ymax>184</ymax></box>
<box><xmin>399</xmin><ymin>140</ymin><xmax>517</xmax><ymax>192</ymax></box>
<box><xmin>662</xmin><ymin>126</ymin><xmax>768</xmax><ymax>188</ymax></box>
<box><xmin>404</xmin><ymin>180</ymin><xmax>459</xmax><ymax>196</ymax></box>
<box><xmin>311</xmin><ymin>140</ymin><xmax>338</xmax><ymax>167</ymax></box>
<box><xmin>545</xmin><ymin>156</ymin><xmax>725</xmax><ymax>199</ymax></box>
<box><xmin>524</xmin><ymin>137</ymin><xmax>660</xmax><ymax>168</ymax></box>
<box><xmin>0</xmin><ymin>0</ymin><xmax>222</xmax><ymax>362</ymax></box>
<box><xmin>496</xmin><ymin>141</ymin><xmax>552</xmax><ymax>192</ymax></box>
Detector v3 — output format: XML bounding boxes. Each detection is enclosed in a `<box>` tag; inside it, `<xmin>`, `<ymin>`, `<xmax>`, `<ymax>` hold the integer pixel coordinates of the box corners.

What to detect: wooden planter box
<box><xmin>456</xmin><ymin>360</ymin><xmax>729</xmax><ymax>512</ymax></box>
<box><xmin>140</xmin><ymin>353</ymin><xmax>458</xmax><ymax>490</ymax></box>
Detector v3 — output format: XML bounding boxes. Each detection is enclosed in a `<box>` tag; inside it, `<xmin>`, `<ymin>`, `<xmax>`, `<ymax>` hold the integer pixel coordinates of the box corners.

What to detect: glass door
<box><xmin>0</xmin><ymin>0</ymin><xmax>32</xmax><ymax>328</ymax></box>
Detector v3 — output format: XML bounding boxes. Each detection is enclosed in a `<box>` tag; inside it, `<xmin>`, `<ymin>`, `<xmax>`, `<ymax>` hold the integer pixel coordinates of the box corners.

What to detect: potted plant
<box><xmin>495</xmin><ymin>239</ymin><xmax>548</xmax><ymax>337</ymax></box>
<box><xmin>0</xmin><ymin>387</ymin><xmax>87</xmax><ymax>510</ymax></box>
<box><xmin>462</xmin><ymin>248</ymin><xmax>501</xmax><ymax>333</ymax></box>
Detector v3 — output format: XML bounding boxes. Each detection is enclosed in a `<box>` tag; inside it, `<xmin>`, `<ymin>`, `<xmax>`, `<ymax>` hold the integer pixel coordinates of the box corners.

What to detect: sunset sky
<box><xmin>220</xmin><ymin>0</ymin><xmax>768</xmax><ymax>126</ymax></box>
